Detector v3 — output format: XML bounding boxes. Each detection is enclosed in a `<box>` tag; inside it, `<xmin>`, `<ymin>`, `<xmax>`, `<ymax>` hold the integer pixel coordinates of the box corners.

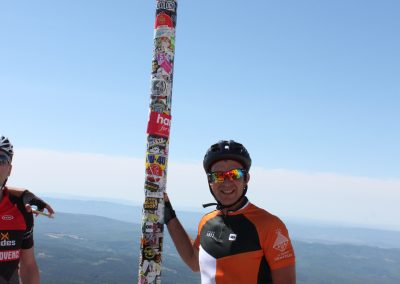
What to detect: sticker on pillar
<box><xmin>146</xmin><ymin>153</ymin><xmax>167</xmax><ymax>167</ymax></box>
<box><xmin>157</xmin><ymin>0</ymin><xmax>176</xmax><ymax>13</ymax></box>
<box><xmin>143</xmin><ymin>246</ymin><xmax>156</xmax><ymax>260</ymax></box>
<box><xmin>151</xmin><ymin>78</ymin><xmax>170</xmax><ymax>97</ymax></box>
<box><xmin>150</xmin><ymin>96</ymin><xmax>170</xmax><ymax>114</ymax></box>
<box><xmin>155</xmin><ymin>13</ymin><xmax>173</xmax><ymax>29</ymax></box>
<box><xmin>154</xmin><ymin>27</ymin><xmax>174</xmax><ymax>38</ymax></box>
<box><xmin>148</xmin><ymin>136</ymin><xmax>168</xmax><ymax>148</ymax></box>
<box><xmin>145</xmin><ymin>181</ymin><xmax>160</xmax><ymax>191</ymax></box>
<box><xmin>144</xmin><ymin>197</ymin><xmax>159</xmax><ymax>210</ymax></box>
<box><xmin>156</xmin><ymin>53</ymin><xmax>173</xmax><ymax>75</ymax></box>
<box><xmin>148</xmin><ymin>143</ymin><xmax>168</xmax><ymax>155</ymax></box>
<box><xmin>155</xmin><ymin>37</ymin><xmax>175</xmax><ymax>55</ymax></box>
<box><xmin>147</xmin><ymin>112</ymin><xmax>171</xmax><ymax>137</ymax></box>
<box><xmin>146</xmin><ymin>164</ymin><xmax>163</xmax><ymax>182</ymax></box>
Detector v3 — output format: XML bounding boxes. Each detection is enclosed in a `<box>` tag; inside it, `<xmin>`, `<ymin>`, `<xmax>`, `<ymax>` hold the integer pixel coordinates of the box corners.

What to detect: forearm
<box><xmin>166</xmin><ymin>218</ymin><xmax>199</xmax><ymax>271</ymax></box>
<box><xmin>19</xmin><ymin>261</ymin><xmax>40</xmax><ymax>284</ymax></box>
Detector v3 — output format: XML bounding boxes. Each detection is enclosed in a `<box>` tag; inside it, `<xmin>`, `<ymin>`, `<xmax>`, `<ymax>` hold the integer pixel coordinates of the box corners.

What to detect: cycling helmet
<box><xmin>0</xmin><ymin>136</ymin><xmax>14</xmax><ymax>160</ymax></box>
<box><xmin>203</xmin><ymin>140</ymin><xmax>251</xmax><ymax>173</ymax></box>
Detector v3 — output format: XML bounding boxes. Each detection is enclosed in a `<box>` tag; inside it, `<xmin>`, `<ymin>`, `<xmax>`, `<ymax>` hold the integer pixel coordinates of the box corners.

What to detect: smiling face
<box><xmin>209</xmin><ymin>159</ymin><xmax>249</xmax><ymax>210</ymax></box>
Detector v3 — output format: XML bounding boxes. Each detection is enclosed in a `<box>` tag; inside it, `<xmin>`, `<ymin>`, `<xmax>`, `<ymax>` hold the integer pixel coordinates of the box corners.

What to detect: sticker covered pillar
<box><xmin>138</xmin><ymin>1</ymin><xmax>178</xmax><ymax>284</ymax></box>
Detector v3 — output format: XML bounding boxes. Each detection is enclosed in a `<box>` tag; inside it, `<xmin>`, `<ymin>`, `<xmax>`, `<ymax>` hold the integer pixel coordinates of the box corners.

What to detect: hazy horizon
<box><xmin>9</xmin><ymin>148</ymin><xmax>400</xmax><ymax>231</ymax></box>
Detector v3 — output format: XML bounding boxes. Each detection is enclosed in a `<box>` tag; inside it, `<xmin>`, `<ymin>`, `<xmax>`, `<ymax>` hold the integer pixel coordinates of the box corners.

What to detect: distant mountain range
<box><xmin>31</xmin><ymin>198</ymin><xmax>400</xmax><ymax>283</ymax></box>
<box><xmin>43</xmin><ymin>197</ymin><xmax>400</xmax><ymax>248</ymax></box>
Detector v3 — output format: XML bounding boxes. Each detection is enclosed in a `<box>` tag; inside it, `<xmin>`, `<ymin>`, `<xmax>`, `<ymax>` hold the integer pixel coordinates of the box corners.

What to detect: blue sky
<box><xmin>1</xmin><ymin>1</ymin><xmax>399</xmax><ymax>229</ymax></box>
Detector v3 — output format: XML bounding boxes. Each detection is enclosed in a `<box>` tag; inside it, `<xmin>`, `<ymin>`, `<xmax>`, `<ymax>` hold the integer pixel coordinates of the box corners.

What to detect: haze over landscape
<box><xmin>2</xmin><ymin>0</ymin><xmax>399</xmax><ymax>231</ymax></box>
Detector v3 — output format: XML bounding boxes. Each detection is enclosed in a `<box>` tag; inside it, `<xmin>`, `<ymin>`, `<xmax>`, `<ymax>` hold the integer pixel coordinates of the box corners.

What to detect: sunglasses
<box><xmin>208</xmin><ymin>168</ymin><xmax>246</xmax><ymax>183</ymax></box>
<box><xmin>0</xmin><ymin>155</ymin><xmax>10</xmax><ymax>166</ymax></box>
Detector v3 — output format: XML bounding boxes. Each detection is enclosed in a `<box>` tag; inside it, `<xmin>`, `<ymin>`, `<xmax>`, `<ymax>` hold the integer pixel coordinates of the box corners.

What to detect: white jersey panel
<box><xmin>199</xmin><ymin>245</ymin><xmax>216</xmax><ymax>284</ymax></box>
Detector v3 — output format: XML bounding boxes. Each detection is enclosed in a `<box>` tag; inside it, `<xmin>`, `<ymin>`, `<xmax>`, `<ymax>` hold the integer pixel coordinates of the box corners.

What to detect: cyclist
<box><xmin>165</xmin><ymin>140</ymin><xmax>296</xmax><ymax>283</ymax></box>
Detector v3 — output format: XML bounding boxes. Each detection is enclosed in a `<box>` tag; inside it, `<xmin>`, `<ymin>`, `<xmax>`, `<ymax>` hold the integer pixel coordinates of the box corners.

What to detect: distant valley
<box><xmin>32</xmin><ymin>198</ymin><xmax>400</xmax><ymax>283</ymax></box>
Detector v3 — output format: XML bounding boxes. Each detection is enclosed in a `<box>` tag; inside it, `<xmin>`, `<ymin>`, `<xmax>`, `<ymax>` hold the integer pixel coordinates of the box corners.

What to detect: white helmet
<box><xmin>0</xmin><ymin>136</ymin><xmax>14</xmax><ymax>160</ymax></box>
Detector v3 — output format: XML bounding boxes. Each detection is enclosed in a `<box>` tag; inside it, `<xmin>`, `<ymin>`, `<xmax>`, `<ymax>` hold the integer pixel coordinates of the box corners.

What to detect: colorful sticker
<box><xmin>147</xmin><ymin>112</ymin><xmax>171</xmax><ymax>138</ymax></box>
<box><xmin>156</xmin><ymin>53</ymin><xmax>173</xmax><ymax>74</ymax></box>
<box><xmin>148</xmin><ymin>136</ymin><xmax>168</xmax><ymax>148</ymax></box>
<box><xmin>144</xmin><ymin>197</ymin><xmax>159</xmax><ymax>210</ymax></box>
<box><xmin>154</xmin><ymin>27</ymin><xmax>173</xmax><ymax>39</ymax></box>
<box><xmin>155</xmin><ymin>37</ymin><xmax>175</xmax><ymax>55</ymax></box>
<box><xmin>155</xmin><ymin>13</ymin><xmax>173</xmax><ymax>29</ymax></box>
<box><xmin>151</xmin><ymin>78</ymin><xmax>170</xmax><ymax>97</ymax></box>
<box><xmin>148</xmin><ymin>142</ymin><xmax>168</xmax><ymax>155</ymax></box>
<box><xmin>156</xmin><ymin>0</ymin><xmax>176</xmax><ymax>12</ymax></box>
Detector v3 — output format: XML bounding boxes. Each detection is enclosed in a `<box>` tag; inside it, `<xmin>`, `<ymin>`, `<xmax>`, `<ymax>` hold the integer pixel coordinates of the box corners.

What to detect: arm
<box><xmin>164</xmin><ymin>194</ymin><xmax>199</xmax><ymax>272</ymax></box>
<box><xmin>7</xmin><ymin>187</ymin><xmax>55</xmax><ymax>215</ymax></box>
<box><xmin>19</xmin><ymin>247</ymin><xmax>40</xmax><ymax>284</ymax></box>
<box><xmin>166</xmin><ymin>217</ymin><xmax>200</xmax><ymax>271</ymax></box>
<box><xmin>6</xmin><ymin>186</ymin><xmax>25</xmax><ymax>197</ymax></box>
<box><xmin>271</xmin><ymin>265</ymin><xmax>296</xmax><ymax>284</ymax></box>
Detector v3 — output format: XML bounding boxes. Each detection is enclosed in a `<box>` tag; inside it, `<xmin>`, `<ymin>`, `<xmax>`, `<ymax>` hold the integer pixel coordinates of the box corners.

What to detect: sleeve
<box><xmin>9</xmin><ymin>194</ymin><xmax>35</xmax><ymax>249</ymax></box>
<box><xmin>193</xmin><ymin>219</ymin><xmax>202</xmax><ymax>249</ymax></box>
<box><xmin>263</xmin><ymin>218</ymin><xmax>295</xmax><ymax>270</ymax></box>
<box><xmin>21</xmin><ymin>212</ymin><xmax>34</xmax><ymax>249</ymax></box>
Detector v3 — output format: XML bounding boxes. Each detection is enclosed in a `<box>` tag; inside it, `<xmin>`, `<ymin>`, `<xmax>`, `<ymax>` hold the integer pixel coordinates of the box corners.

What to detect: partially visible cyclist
<box><xmin>0</xmin><ymin>135</ymin><xmax>53</xmax><ymax>284</ymax></box>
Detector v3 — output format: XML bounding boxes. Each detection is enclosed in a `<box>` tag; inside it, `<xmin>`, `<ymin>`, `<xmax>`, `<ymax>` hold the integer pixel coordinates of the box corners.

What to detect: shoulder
<box><xmin>241</xmin><ymin>203</ymin><xmax>290</xmax><ymax>237</ymax></box>
<box><xmin>197</xmin><ymin>210</ymin><xmax>220</xmax><ymax>229</ymax></box>
<box><xmin>6</xmin><ymin>188</ymin><xmax>25</xmax><ymax>209</ymax></box>
<box><xmin>244</xmin><ymin>203</ymin><xmax>285</xmax><ymax>225</ymax></box>
<box><xmin>5</xmin><ymin>188</ymin><xmax>34</xmax><ymax>226</ymax></box>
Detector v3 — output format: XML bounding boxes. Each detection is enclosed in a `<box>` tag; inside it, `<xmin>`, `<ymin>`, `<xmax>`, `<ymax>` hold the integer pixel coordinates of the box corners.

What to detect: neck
<box><xmin>220</xmin><ymin>196</ymin><xmax>248</xmax><ymax>214</ymax></box>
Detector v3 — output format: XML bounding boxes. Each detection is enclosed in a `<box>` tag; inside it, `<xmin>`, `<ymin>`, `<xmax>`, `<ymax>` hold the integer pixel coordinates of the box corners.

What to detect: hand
<box><xmin>22</xmin><ymin>190</ymin><xmax>55</xmax><ymax>217</ymax></box>
<box><xmin>164</xmin><ymin>193</ymin><xmax>176</xmax><ymax>225</ymax></box>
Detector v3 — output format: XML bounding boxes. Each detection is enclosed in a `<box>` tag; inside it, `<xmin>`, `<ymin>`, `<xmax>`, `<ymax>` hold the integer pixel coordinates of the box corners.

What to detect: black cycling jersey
<box><xmin>0</xmin><ymin>188</ymin><xmax>34</xmax><ymax>284</ymax></box>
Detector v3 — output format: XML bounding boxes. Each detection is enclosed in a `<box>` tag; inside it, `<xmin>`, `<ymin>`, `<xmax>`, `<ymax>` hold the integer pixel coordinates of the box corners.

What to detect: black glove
<box><xmin>21</xmin><ymin>190</ymin><xmax>47</xmax><ymax>211</ymax></box>
<box><xmin>164</xmin><ymin>200</ymin><xmax>176</xmax><ymax>225</ymax></box>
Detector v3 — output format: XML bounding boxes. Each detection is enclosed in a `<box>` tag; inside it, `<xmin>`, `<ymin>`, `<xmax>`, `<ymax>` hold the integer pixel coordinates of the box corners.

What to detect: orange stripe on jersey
<box><xmin>216</xmin><ymin>250</ymin><xmax>265</xmax><ymax>284</ymax></box>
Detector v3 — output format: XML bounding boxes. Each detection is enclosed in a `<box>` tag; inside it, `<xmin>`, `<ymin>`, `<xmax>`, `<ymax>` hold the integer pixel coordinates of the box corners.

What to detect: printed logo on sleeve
<box><xmin>272</xmin><ymin>229</ymin><xmax>289</xmax><ymax>252</ymax></box>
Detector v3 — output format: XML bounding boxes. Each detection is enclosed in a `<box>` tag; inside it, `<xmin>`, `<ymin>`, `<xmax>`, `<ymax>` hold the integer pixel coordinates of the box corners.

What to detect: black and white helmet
<box><xmin>0</xmin><ymin>136</ymin><xmax>14</xmax><ymax>160</ymax></box>
<box><xmin>203</xmin><ymin>140</ymin><xmax>251</xmax><ymax>173</ymax></box>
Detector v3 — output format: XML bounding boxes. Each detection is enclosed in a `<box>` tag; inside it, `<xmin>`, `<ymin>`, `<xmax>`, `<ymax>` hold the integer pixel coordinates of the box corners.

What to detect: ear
<box><xmin>244</xmin><ymin>172</ymin><xmax>250</xmax><ymax>183</ymax></box>
<box><xmin>7</xmin><ymin>164</ymin><xmax>12</xmax><ymax>177</ymax></box>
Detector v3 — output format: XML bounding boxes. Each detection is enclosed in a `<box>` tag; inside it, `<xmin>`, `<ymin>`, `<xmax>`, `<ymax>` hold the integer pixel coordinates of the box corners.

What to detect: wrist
<box><xmin>164</xmin><ymin>200</ymin><xmax>176</xmax><ymax>225</ymax></box>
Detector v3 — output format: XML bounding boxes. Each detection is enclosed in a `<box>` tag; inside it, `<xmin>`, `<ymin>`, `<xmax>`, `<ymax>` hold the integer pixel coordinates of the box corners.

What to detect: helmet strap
<box><xmin>203</xmin><ymin>184</ymin><xmax>248</xmax><ymax>211</ymax></box>
<box><xmin>0</xmin><ymin>178</ymin><xmax>8</xmax><ymax>191</ymax></box>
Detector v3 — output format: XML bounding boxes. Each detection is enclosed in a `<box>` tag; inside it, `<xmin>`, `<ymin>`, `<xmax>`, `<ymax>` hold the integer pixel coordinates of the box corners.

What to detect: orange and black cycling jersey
<box><xmin>194</xmin><ymin>199</ymin><xmax>295</xmax><ymax>284</ymax></box>
<box><xmin>0</xmin><ymin>188</ymin><xmax>34</xmax><ymax>284</ymax></box>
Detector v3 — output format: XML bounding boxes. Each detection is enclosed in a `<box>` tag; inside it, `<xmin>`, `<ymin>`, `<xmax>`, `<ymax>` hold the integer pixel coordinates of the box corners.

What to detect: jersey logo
<box><xmin>1</xmin><ymin>233</ymin><xmax>9</xmax><ymax>240</ymax></box>
<box><xmin>228</xmin><ymin>233</ymin><xmax>237</xmax><ymax>241</ymax></box>
<box><xmin>273</xmin><ymin>229</ymin><xmax>289</xmax><ymax>252</ymax></box>
<box><xmin>1</xmin><ymin>215</ymin><xmax>14</xmax><ymax>221</ymax></box>
<box><xmin>0</xmin><ymin>250</ymin><xmax>20</xmax><ymax>262</ymax></box>
<box><xmin>206</xmin><ymin>231</ymin><xmax>215</xmax><ymax>238</ymax></box>
<box><xmin>0</xmin><ymin>233</ymin><xmax>16</xmax><ymax>247</ymax></box>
